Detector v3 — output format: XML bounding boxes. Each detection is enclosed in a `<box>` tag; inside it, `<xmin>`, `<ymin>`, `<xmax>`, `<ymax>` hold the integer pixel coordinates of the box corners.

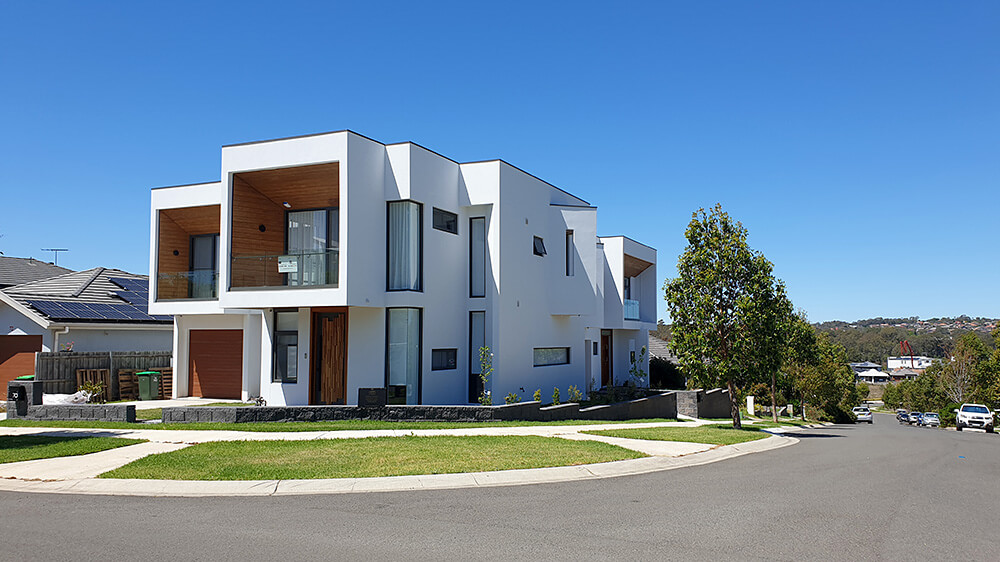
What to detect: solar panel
<box><xmin>28</xmin><ymin>300</ymin><xmax>76</xmax><ymax>319</ymax></box>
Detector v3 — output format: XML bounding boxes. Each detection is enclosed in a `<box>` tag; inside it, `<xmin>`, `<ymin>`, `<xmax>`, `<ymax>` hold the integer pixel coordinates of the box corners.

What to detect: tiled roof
<box><xmin>0</xmin><ymin>256</ymin><xmax>72</xmax><ymax>288</ymax></box>
<box><xmin>1</xmin><ymin>268</ymin><xmax>171</xmax><ymax>325</ymax></box>
<box><xmin>647</xmin><ymin>336</ymin><xmax>679</xmax><ymax>363</ymax></box>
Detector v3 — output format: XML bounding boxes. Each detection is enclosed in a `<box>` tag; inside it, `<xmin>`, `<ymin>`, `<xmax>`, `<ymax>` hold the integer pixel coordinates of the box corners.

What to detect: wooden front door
<box><xmin>601</xmin><ymin>330</ymin><xmax>612</xmax><ymax>387</ymax></box>
<box><xmin>311</xmin><ymin>311</ymin><xmax>347</xmax><ymax>405</ymax></box>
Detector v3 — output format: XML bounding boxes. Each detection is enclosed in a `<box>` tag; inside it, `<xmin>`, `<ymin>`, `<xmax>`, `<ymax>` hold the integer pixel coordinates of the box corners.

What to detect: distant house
<box><xmin>887</xmin><ymin>356</ymin><xmax>935</xmax><ymax>370</ymax></box>
<box><xmin>889</xmin><ymin>368</ymin><xmax>920</xmax><ymax>382</ymax></box>
<box><xmin>0</xmin><ymin>268</ymin><xmax>173</xmax><ymax>386</ymax></box>
<box><xmin>856</xmin><ymin>368</ymin><xmax>890</xmax><ymax>384</ymax></box>
<box><xmin>0</xmin><ymin>256</ymin><xmax>72</xmax><ymax>289</ymax></box>
<box><xmin>849</xmin><ymin>361</ymin><xmax>882</xmax><ymax>373</ymax></box>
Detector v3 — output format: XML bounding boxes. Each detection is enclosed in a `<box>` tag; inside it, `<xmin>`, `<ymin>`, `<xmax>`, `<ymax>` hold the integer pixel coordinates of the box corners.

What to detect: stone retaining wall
<box><xmin>675</xmin><ymin>389</ymin><xmax>731</xmax><ymax>419</ymax></box>
<box><xmin>5</xmin><ymin>403</ymin><xmax>136</xmax><ymax>423</ymax></box>
<box><xmin>163</xmin><ymin>391</ymin><xmax>680</xmax><ymax>424</ymax></box>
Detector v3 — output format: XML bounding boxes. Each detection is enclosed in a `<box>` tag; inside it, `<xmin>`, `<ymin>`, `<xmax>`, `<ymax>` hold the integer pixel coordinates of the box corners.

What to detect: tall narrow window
<box><xmin>470</xmin><ymin>217</ymin><xmax>486</xmax><ymax>298</ymax></box>
<box><xmin>190</xmin><ymin>233</ymin><xmax>219</xmax><ymax>298</ymax></box>
<box><xmin>469</xmin><ymin>311</ymin><xmax>485</xmax><ymax>403</ymax></box>
<box><xmin>286</xmin><ymin>208</ymin><xmax>338</xmax><ymax>287</ymax></box>
<box><xmin>387</xmin><ymin>201</ymin><xmax>422</xmax><ymax>291</ymax></box>
<box><xmin>565</xmin><ymin>230</ymin><xmax>574</xmax><ymax>277</ymax></box>
<box><xmin>273</xmin><ymin>311</ymin><xmax>298</xmax><ymax>383</ymax></box>
<box><xmin>623</xmin><ymin>276</ymin><xmax>632</xmax><ymax>300</ymax></box>
<box><xmin>386</xmin><ymin>308</ymin><xmax>421</xmax><ymax>405</ymax></box>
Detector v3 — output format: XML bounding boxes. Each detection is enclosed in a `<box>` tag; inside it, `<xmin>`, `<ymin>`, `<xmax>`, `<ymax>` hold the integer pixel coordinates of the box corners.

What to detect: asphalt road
<box><xmin>2</xmin><ymin>415</ymin><xmax>997</xmax><ymax>561</ymax></box>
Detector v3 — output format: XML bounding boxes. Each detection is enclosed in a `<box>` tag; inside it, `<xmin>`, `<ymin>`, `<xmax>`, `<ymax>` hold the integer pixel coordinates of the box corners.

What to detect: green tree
<box><xmin>940</xmin><ymin>332</ymin><xmax>989</xmax><ymax>404</ymax></box>
<box><xmin>664</xmin><ymin>205</ymin><xmax>782</xmax><ymax>428</ymax></box>
<box><xmin>783</xmin><ymin>313</ymin><xmax>820</xmax><ymax>420</ymax></box>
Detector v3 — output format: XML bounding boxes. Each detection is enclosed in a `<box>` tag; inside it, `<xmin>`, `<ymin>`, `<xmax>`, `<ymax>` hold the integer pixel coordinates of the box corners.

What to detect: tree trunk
<box><xmin>801</xmin><ymin>392</ymin><xmax>806</xmax><ymax>421</ymax></box>
<box><xmin>728</xmin><ymin>380</ymin><xmax>741</xmax><ymax>429</ymax></box>
<box><xmin>770</xmin><ymin>372</ymin><xmax>778</xmax><ymax>423</ymax></box>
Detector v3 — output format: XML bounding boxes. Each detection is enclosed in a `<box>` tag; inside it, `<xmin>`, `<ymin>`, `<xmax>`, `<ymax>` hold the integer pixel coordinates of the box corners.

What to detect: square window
<box><xmin>533</xmin><ymin>236</ymin><xmax>546</xmax><ymax>257</ymax></box>
<box><xmin>432</xmin><ymin>208</ymin><xmax>458</xmax><ymax>234</ymax></box>
<box><xmin>431</xmin><ymin>348</ymin><xmax>458</xmax><ymax>371</ymax></box>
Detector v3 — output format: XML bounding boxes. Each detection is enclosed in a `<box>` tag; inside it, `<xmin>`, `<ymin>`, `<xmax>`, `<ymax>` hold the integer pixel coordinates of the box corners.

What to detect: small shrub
<box><xmin>504</xmin><ymin>392</ymin><xmax>521</xmax><ymax>405</ymax></box>
<box><xmin>79</xmin><ymin>380</ymin><xmax>106</xmax><ymax>404</ymax></box>
<box><xmin>478</xmin><ymin>346</ymin><xmax>494</xmax><ymax>406</ymax></box>
<box><xmin>567</xmin><ymin>385</ymin><xmax>583</xmax><ymax>402</ymax></box>
<box><xmin>552</xmin><ymin>387</ymin><xmax>561</xmax><ymax>405</ymax></box>
<box><xmin>533</xmin><ymin>389</ymin><xmax>542</xmax><ymax>402</ymax></box>
<box><xmin>939</xmin><ymin>403</ymin><xmax>960</xmax><ymax>427</ymax></box>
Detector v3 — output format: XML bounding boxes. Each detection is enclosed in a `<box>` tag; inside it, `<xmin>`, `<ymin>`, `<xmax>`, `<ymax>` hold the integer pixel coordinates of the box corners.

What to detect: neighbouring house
<box><xmin>148</xmin><ymin>130</ymin><xmax>657</xmax><ymax>404</ymax></box>
<box><xmin>889</xmin><ymin>368</ymin><xmax>920</xmax><ymax>382</ymax></box>
<box><xmin>887</xmin><ymin>355</ymin><xmax>935</xmax><ymax>370</ymax></box>
<box><xmin>646</xmin><ymin>335</ymin><xmax>685</xmax><ymax>389</ymax></box>
<box><xmin>0</xmin><ymin>268</ymin><xmax>173</xmax><ymax>386</ymax></box>
<box><xmin>0</xmin><ymin>256</ymin><xmax>72</xmax><ymax>289</ymax></box>
<box><xmin>849</xmin><ymin>361</ymin><xmax>882</xmax><ymax>374</ymax></box>
<box><xmin>856</xmin><ymin>368</ymin><xmax>890</xmax><ymax>384</ymax></box>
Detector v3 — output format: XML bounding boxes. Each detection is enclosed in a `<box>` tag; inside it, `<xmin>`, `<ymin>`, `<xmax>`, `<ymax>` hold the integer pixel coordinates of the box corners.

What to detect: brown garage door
<box><xmin>188</xmin><ymin>329</ymin><xmax>243</xmax><ymax>399</ymax></box>
<box><xmin>0</xmin><ymin>335</ymin><xmax>41</xmax><ymax>388</ymax></box>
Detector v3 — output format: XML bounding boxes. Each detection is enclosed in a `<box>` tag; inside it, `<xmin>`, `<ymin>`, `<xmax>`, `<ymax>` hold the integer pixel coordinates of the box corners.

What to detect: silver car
<box><xmin>921</xmin><ymin>412</ymin><xmax>940</xmax><ymax>427</ymax></box>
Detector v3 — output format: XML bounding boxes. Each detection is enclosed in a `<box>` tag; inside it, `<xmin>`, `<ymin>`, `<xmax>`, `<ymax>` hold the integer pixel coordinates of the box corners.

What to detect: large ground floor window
<box><xmin>386</xmin><ymin>308</ymin><xmax>421</xmax><ymax>405</ymax></box>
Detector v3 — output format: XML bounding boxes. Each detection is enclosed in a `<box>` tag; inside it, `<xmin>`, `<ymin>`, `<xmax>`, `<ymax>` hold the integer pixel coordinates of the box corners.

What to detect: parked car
<box><xmin>955</xmin><ymin>404</ymin><xmax>995</xmax><ymax>433</ymax></box>
<box><xmin>909</xmin><ymin>412</ymin><xmax>923</xmax><ymax>425</ymax></box>
<box><xmin>852</xmin><ymin>406</ymin><xmax>873</xmax><ymax>424</ymax></box>
<box><xmin>921</xmin><ymin>412</ymin><xmax>940</xmax><ymax>427</ymax></box>
<box><xmin>897</xmin><ymin>410</ymin><xmax>909</xmax><ymax>424</ymax></box>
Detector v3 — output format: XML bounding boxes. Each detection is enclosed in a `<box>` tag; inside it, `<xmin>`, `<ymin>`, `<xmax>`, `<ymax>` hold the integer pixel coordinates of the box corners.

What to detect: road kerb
<box><xmin>0</xmin><ymin>434</ymin><xmax>797</xmax><ymax>497</ymax></box>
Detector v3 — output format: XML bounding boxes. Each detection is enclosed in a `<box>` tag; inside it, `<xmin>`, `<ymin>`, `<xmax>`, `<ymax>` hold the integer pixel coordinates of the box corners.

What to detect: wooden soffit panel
<box><xmin>624</xmin><ymin>253</ymin><xmax>653</xmax><ymax>278</ymax></box>
<box><xmin>161</xmin><ymin>205</ymin><xmax>221</xmax><ymax>235</ymax></box>
<box><xmin>234</xmin><ymin>162</ymin><xmax>339</xmax><ymax>210</ymax></box>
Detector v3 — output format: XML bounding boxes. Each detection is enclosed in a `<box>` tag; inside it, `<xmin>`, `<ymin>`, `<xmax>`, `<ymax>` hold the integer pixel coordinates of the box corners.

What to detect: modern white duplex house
<box><xmin>148</xmin><ymin>131</ymin><xmax>656</xmax><ymax>406</ymax></box>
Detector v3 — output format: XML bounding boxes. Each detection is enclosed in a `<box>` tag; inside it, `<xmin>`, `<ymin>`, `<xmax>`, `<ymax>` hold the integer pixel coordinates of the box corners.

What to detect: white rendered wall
<box><xmin>218</xmin><ymin>133</ymin><xmax>349</xmax><ymax>310</ymax></box>
<box><xmin>148</xmin><ymin>181</ymin><xmax>224</xmax><ymax>316</ymax></box>
<box><xmin>172</xmin><ymin>313</ymin><xmax>246</xmax><ymax>398</ymax></box>
<box><xmin>0</xmin><ymin>305</ymin><xmax>50</xmax><ymax>350</ymax></box>
<box><xmin>55</xmin><ymin>328</ymin><xmax>172</xmax><ymax>353</ymax></box>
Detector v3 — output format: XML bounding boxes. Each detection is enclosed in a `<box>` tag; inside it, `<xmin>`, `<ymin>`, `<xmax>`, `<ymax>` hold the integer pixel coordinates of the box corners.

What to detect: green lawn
<box><xmin>584</xmin><ymin>425</ymin><xmax>772</xmax><ymax>446</ymax></box>
<box><xmin>0</xmin><ymin>418</ymin><xmax>677</xmax><ymax>432</ymax></box>
<box><xmin>100</xmin><ymin>435</ymin><xmax>645</xmax><ymax>480</ymax></box>
<box><xmin>0</xmin><ymin>435</ymin><xmax>145</xmax><ymax>464</ymax></box>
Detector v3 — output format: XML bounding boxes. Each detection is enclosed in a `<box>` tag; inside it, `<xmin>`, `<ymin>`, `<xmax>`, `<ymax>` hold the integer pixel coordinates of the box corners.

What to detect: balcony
<box><xmin>231</xmin><ymin>250</ymin><xmax>339</xmax><ymax>289</ymax></box>
<box><xmin>624</xmin><ymin>299</ymin><xmax>640</xmax><ymax>321</ymax></box>
<box><xmin>158</xmin><ymin>271</ymin><xmax>219</xmax><ymax>300</ymax></box>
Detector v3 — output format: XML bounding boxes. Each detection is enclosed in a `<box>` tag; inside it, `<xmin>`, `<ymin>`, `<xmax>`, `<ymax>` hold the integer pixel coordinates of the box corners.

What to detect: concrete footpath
<box><xmin>0</xmin><ymin>419</ymin><xmax>802</xmax><ymax>497</ymax></box>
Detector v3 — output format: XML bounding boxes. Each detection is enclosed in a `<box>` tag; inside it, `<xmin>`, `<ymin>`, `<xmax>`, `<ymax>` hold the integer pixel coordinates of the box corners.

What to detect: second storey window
<box><xmin>470</xmin><ymin>217</ymin><xmax>486</xmax><ymax>297</ymax></box>
<box><xmin>387</xmin><ymin>201</ymin><xmax>422</xmax><ymax>291</ymax></box>
<box><xmin>432</xmin><ymin>208</ymin><xmax>458</xmax><ymax>234</ymax></box>
<box><xmin>565</xmin><ymin>230</ymin><xmax>574</xmax><ymax>277</ymax></box>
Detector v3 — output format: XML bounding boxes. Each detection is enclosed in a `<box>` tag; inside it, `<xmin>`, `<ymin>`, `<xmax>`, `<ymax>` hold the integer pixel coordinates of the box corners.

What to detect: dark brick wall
<box><xmin>5</xmin><ymin>403</ymin><xmax>136</xmax><ymax>423</ymax></box>
<box><xmin>160</xmin><ymin>392</ymin><xmax>680</xmax><ymax>424</ymax></box>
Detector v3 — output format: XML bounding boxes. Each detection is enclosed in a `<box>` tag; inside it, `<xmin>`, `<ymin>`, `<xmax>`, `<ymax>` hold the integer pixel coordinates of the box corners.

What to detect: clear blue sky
<box><xmin>1</xmin><ymin>1</ymin><xmax>997</xmax><ymax>323</ymax></box>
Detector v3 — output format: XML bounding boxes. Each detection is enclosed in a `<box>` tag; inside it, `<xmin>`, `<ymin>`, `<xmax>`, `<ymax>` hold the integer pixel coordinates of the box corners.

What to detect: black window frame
<box><xmin>272</xmin><ymin>309</ymin><xmax>299</xmax><ymax>383</ymax></box>
<box><xmin>188</xmin><ymin>232</ymin><xmax>220</xmax><ymax>299</ymax></box>
<box><xmin>469</xmin><ymin>216</ymin><xmax>486</xmax><ymax>298</ymax></box>
<box><xmin>565</xmin><ymin>229</ymin><xmax>574</xmax><ymax>276</ymax></box>
<box><xmin>533</xmin><ymin>235</ymin><xmax>546</xmax><ymax>257</ymax></box>
<box><xmin>469</xmin><ymin>310</ymin><xmax>486</xmax><ymax>403</ymax></box>
<box><xmin>283</xmin><ymin>206</ymin><xmax>340</xmax><ymax>288</ymax></box>
<box><xmin>386</xmin><ymin>200</ymin><xmax>424</xmax><ymax>292</ymax></box>
<box><xmin>384</xmin><ymin>307</ymin><xmax>423</xmax><ymax>405</ymax></box>
<box><xmin>431</xmin><ymin>207</ymin><xmax>459</xmax><ymax>235</ymax></box>
<box><xmin>533</xmin><ymin>347</ymin><xmax>571</xmax><ymax>367</ymax></box>
<box><xmin>431</xmin><ymin>348</ymin><xmax>458</xmax><ymax>371</ymax></box>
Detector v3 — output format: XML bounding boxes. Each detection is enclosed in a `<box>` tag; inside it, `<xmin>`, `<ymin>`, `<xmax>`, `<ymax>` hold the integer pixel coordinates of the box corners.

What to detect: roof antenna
<box><xmin>41</xmin><ymin>248</ymin><xmax>68</xmax><ymax>266</ymax></box>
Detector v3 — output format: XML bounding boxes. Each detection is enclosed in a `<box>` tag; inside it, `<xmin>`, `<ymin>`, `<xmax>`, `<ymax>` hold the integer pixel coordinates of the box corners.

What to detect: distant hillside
<box><xmin>652</xmin><ymin>317</ymin><xmax>998</xmax><ymax>365</ymax></box>
<box><xmin>815</xmin><ymin>316</ymin><xmax>997</xmax><ymax>364</ymax></box>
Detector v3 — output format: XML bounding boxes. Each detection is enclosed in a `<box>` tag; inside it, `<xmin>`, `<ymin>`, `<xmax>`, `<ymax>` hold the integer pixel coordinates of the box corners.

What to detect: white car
<box><xmin>853</xmin><ymin>406</ymin><xmax>873</xmax><ymax>424</ymax></box>
<box><xmin>955</xmin><ymin>404</ymin><xmax>994</xmax><ymax>433</ymax></box>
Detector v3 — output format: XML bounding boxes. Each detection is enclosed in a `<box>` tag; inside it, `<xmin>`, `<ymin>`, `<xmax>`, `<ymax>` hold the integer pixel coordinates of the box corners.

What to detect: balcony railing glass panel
<box><xmin>230</xmin><ymin>249</ymin><xmax>339</xmax><ymax>289</ymax></box>
<box><xmin>624</xmin><ymin>299</ymin><xmax>640</xmax><ymax>321</ymax></box>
